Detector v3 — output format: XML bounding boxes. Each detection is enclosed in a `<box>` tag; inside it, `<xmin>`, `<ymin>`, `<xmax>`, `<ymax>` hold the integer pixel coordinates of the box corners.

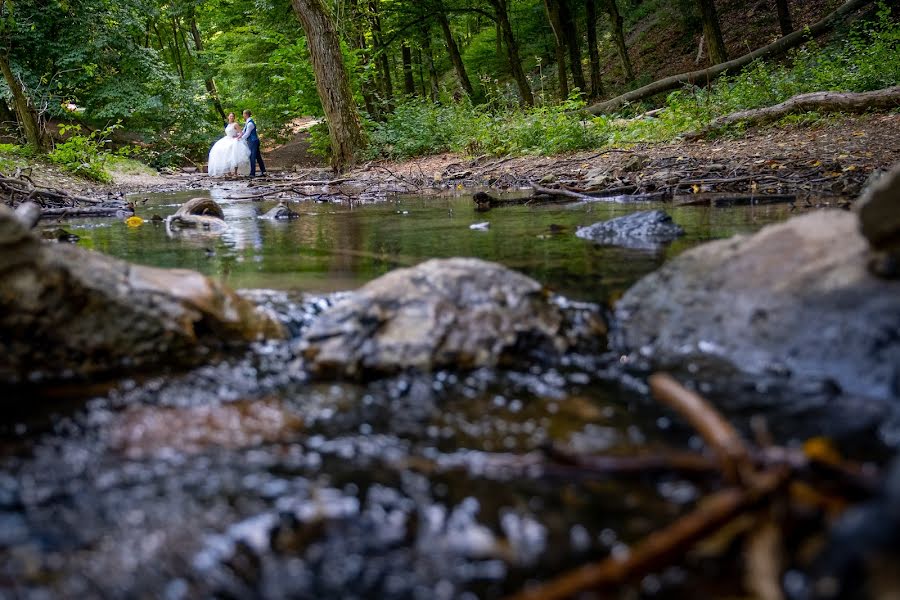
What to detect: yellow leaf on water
<box><xmin>843</xmin><ymin>165</ymin><xmax>857</xmax><ymax>171</ymax></box>
<box><xmin>456</xmin><ymin>184</ymin><xmax>464</xmax><ymax>190</ymax></box>
<box><xmin>125</xmin><ymin>216</ymin><xmax>144</xmax><ymax>227</ymax></box>
<box><xmin>692</xmin><ymin>184</ymin><xmax>700</xmax><ymax>193</ymax></box>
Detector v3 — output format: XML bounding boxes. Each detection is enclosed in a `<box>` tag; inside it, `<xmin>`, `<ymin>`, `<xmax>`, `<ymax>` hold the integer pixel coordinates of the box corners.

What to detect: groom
<box><xmin>240</xmin><ymin>109</ymin><xmax>267</xmax><ymax>177</ymax></box>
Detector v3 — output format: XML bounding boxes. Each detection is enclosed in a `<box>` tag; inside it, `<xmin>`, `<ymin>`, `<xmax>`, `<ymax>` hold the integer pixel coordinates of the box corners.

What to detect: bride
<box><xmin>207</xmin><ymin>112</ymin><xmax>251</xmax><ymax>176</ymax></box>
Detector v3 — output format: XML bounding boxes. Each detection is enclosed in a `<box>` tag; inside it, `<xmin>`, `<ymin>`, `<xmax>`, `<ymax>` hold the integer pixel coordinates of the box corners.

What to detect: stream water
<box><xmin>1</xmin><ymin>186</ymin><xmax>805</xmax><ymax>598</ymax></box>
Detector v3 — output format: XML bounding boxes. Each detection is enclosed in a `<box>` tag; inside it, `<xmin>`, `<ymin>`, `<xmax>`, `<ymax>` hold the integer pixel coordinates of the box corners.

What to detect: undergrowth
<box><xmin>364</xmin><ymin>4</ymin><xmax>899</xmax><ymax>160</ymax></box>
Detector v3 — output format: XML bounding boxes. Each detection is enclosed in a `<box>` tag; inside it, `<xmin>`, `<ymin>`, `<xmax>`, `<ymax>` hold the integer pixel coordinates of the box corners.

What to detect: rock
<box><xmin>613</xmin><ymin>210</ymin><xmax>900</xmax><ymax>401</ymax></box>
<box><xmin>576</xmin><ymin>210</ymin><xmax>684</xmax><ymax>250</ymax></box>
<box><xmin>857</xmin><ymin>163</ymin><xmax>900</xmax><ymax>278</ymax></box>
<box><xmin>166</xmin><ymin>197</ymin><xmax>227</xmax><ymax>232</ymax></box>
<box><xmin>41</xmin><ymin>228</ymin><xmax>80</xmax><ymax>243</ymax></box>
<box><xmin>0</xmin><ymin>205</ymin><xmax>284</xmax><ymax>385</ymax></box>
<box><xmin>621</xmin><ymin>154</ymin><xmax>649</xmax><ymax>172</ymax></box>
<box><xmin>259</xmin><ymin>202</ymin><xmax>300</xmax><ymax>220</ymax></box>
<box><xmin>299</xmin><ymin>258</ymin><xmax>606</xmax><ymax>379</ymax></box>
<box><xmin>14</xmin><ymin>202</ymin><xmax>41</xmax><ymax>229</ymax></box>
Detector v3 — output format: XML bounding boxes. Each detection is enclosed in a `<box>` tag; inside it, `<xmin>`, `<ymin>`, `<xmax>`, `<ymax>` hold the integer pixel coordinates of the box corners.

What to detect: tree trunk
<box><xmin>401</xmin><ymin>44</ymin><xmax>416</xmax><ymax>96</ymax></box>
<box><xmin>559</xmin><ymin>0</ymin><xmax>586</xmax><ymax>96</ymax></box>
<box><xmin>346</xmin><ymin>0</ymin><xmax>379</xmax><ymax>118</ymax></box>
<box><xmin>603</xmin><ymin>0</ymin><xmax>634</xmax><ymax>82</ymax></box>
<box><xmin>368</xmin><ymin>0</ymin><xmax>394</xmax><ymax>107</ymax></box>
<box><xmin>585</xmin><ymin>0</ymin><xmax>603</xmax><ymax>98</ymax></box>
<box><xmin>489</xmin><ymin>0</ymin><xmax>535</xmax><ymax>106</ymax></box>
<box><xmin>0</xmin><ymin>54</ymin><xmax>43</xmax><ymax>152</ymax></box>
<box><xmin>422</xmin><ymin>26</ymin><xmax>440</xmax><ymax>102</ymax></box>
<box><xmin>189</xmin><ymin>17</ymin><xmax>227</xmax><ymax>122</ymax></box>
<box><xmin>695</xmin><ymin>0</ymin><xmax>727</xmax><ymax>64</ymax></box>
<box><xmin>774</xmin><ymin>0</ymin><xmax>793</xmax><ymax>36</ymax></box>
<box><xmin>437</xmin><ymin>9</ymin><xmax>477</xmax><ymax>100</ymax></box>
<box><xmin>543</xmin><ymin>0</ymin><xmax>569</xmax><ymax>99</ymax></box>
<box><xmin>415</xmin><ymin>47</ymin><xmax>426</xmax><ymax>98</ymax></box>
<box><xmin>585</xmin><ymin>0</ymin><xmax>876</xmax><ymax>115</ymax></box>
<box><xmin>292</xmin><ymin>0</ymin><xmax>365</xmax><ymax>172</ymax></box>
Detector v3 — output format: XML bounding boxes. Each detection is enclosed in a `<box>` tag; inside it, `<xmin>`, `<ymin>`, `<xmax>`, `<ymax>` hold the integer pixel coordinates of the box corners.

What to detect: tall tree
<box><xmin>401</xmin><ymin>43</ymin><xmax>416</xmax><ymax>95</ymax></box>
<box><xmin>585</xmin><ymin>0</ymin><xmax>603</xmax><ymax>98</ymax></box>
<box><xmin>543</xmin><ymin>0</ymin><xmax>569</xmax><ymax>99</ymax></box>
<box><xmin>486</xmin><ymin>0</ymin><xmax>534</xmax><ymax>106</ymax></box>
<box><xmin>774</xmin><ymin>0</ymin><xmax>793</xmax><ymax>36</ymax></box>
<box><xmin>188</xmin><ymin>14</ymin><xmax>227</xmax><ymax>122</ymax></box>
<box><xmin>368</xmin><ymin>0</ymin><xmax>394</xmax><ymax>107</ymax></box>
<box><xmin>0</xmin><ymin>53</ymin><xmax>43</xmax><ymax>151</ymax></box>
<box><xmin>602</xmin><ymin>0</ymin><xmax>634</xmax><ymax>82</ymax></box>
<box><xmin>421</xmin><ymin>25</ymin><xmax>440</xmax><ymax>102</ymax></box>
<box><xmin>559</xmin><ymin>0</ymin><xmax>586</xmax><ymax>95</ymax></box>
<box><xmin>436</xmin><ymin>8</ymin><xmax>477</xmax><ymax>100</ymax></box>
<box><xmin>292</xmin><ymin>0</ymin><xmax>365</xmax><ymax>171</ymax></box>
<box><xmin>695</xmin><ymin>0</ymin><xmax>728</xmax><ymax>64</ymax></box>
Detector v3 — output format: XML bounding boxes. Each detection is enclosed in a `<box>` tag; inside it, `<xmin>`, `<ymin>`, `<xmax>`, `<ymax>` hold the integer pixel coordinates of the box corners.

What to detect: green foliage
<box><xmin>365</xmin><ymin>7</ymin><xmax>900</xmax><ymax>160</ymax></box>
<box><xmin>47</xmin><ymin>123</ymin><xmax>122</xmax><ymax>182</ymax></box>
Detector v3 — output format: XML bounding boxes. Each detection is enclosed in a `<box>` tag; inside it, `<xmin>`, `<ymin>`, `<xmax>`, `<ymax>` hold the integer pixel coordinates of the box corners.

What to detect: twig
<box><xmin>649</xmin><ymin>373</ymin><xmax>751</xmax><ymax>483</ymax></box>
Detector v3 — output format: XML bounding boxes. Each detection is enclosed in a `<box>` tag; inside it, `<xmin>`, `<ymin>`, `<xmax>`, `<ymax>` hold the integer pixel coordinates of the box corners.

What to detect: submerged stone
<box><xmin>299</xmin><ymin>258</ymin><xmax>606</xmax><ymax>379</ymax></box>
<box><xmin>576</xmin><ymin>210</ymin><xmax>684</xmax><ymax>250</ymax></box>
<box><xmin>166</xmin><ymin>197</ymin><xmax>228</xmax><ymax>232</ymax></box>
<box><xmin>259</xmin><ymin>202</ymin><xmax>301</xmax><ymax>220</ymax></box>
<box><xmin>0</xmin><ymin>204</ymin><xmax>284</xmax><ymax>385</ymax></box>
<box><xmin>613</xmin><ymin>209</ymin><xmax>900</xmax><ymax>402</ymax></box>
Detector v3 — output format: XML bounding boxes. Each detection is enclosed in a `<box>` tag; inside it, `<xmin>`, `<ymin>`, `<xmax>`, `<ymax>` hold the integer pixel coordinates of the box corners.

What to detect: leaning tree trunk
<box><xmin>489</xmin><ymin>0</ymin><xmax>535</xmax><ymax>106</ymax></box>
<box><xmin>189</xmin><ymin>16</ymin><xmax>227</xmax><ymax>122</ymax></box>
<box><xmin>0</xmin><ymin>54</ymin><xmax>43</xmax><ymax>152</ymax></box>
<box><xmin>437</xmin><ymin>9</ymin><xmax>477</xmax><ymax>101</ymax></box>
<box><xmin>401</xmin><ymin>44</ymin><xmax>416</xmax><ymax>96</ymax></box>
<box><xmin>585</xmin><ymin>0</ymin><xmax>603</xmax><ymax>98</ymax></box>
<box><xmin>368</xmin><ymin>0</ymin><xmax>394</xmax><ymax>108</ymax></box>
<box><xmin>774</xmin><ymin>0</ymin><xmax>793</xmax><ymax>36</ymax></box>
<box><xmin>695</xmin><ymin>0</ymin><xmax>728</xmax><ymax>64</ymax></box>
<box><xmin>292</xmin><ymin>0</ymin><xmax>365</xmax><ymax>172</ymax></box>
<box><xmin>543</xmin><ymin>0</ymin><xmax>569</xmax><ymax>100</ymax></box>
<box><xmin>559</xmin><ymin>0</ymin><xmax>586</xmax><ymax>96</ymax></box>
<box><xmin>603</xmin><ymin>0</ymin><xmax>634</xmax><ymax>82</ymax></box>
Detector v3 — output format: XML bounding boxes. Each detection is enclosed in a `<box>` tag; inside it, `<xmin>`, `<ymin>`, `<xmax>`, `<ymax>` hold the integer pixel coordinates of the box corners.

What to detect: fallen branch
<box><xmin>584</xmin><ymin>0</ymin><xmax>875</xmax><ymax>115</ymax></box>
<box><xmin>649</xmin><ymin>373</ymin><xmax>751</xmax><ymax>483</ymax></box>
<box><xmin>687</xmin><ymin>86</ymin><xmax>900</xmax><ymax>137</ymax></box>
<box><xmin>508</xmin><ymin>469</ymin><xmax>788</xmax><ymax>600</ymax></box>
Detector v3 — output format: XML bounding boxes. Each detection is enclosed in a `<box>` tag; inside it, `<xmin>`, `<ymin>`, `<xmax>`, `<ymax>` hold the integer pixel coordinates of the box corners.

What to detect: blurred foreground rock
<box><xmin>299</xmin><ymin>258</ymin><xmax>606</xmax><ymax>378</ymax></box>
<box><xmin>0</xmin><ymin>204</ymin><xmax>284</xmax><ymax>385</ymax></box>
<box><xmin>613</xmin><ymin>208</ymin><xmax>900</xmax><ymax>401</ymax></box>
<box><xmin>857</xmin><ymin>164</ymin><xmax>900</xmax><ymax>278</ymax></box>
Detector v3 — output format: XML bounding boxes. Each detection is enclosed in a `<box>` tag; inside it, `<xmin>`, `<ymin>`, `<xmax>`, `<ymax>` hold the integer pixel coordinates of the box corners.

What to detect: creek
<box><xmin>1</xmin><ymin>185</ymin><xmax>807</xmax><ymax>598</ymax></box>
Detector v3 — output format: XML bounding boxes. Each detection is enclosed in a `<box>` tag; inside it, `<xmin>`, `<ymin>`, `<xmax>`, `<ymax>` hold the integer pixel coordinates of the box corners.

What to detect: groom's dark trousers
<box><xmin>248</xmin><ymin>139</ymin><xmax>266</xmax><ymax>177</ymax></box>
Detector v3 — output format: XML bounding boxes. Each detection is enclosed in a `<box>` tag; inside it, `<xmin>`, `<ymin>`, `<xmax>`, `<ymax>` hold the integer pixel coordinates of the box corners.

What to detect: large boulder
<box><xmin>576</xmin><ymin>210</ymin><xmax>684</xmax><ymax>250</ymax></box>
<box><xmin>299</xmin><ymin>258</ymin><xmax>606</xmax><ymax>379</ymax></box>
<box><xmin>166</xmin><ymin>197</ymin><xmax>228</xmax><ymax>232</ymax></box>
<box><xmin>857</xmin><ymin>164</ymin><xmax>900</xmax><ymax>278</ymax></box>
<box><xmin>0</xmin><ymin>205</ymin><xmax>284</xmax><ymax>385</ymax></box>
<box><xmin>612</xmin><ymin>210</ymin><xmax>900</xmax><ymax>401</ymax></box>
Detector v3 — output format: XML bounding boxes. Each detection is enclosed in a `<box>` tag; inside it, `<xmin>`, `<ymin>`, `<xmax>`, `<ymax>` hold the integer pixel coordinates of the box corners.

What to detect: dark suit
<box><xmin>244</xmin><ymin>118</ymin><xmax>266</xmax><ymax>177</ymax></box>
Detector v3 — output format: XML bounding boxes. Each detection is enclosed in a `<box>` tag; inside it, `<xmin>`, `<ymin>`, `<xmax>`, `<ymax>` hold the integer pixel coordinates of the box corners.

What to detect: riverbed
<box><xmin>1</xmin><ymin>187</ymin><xmax>811</xmax><ymax>598</ymax></box>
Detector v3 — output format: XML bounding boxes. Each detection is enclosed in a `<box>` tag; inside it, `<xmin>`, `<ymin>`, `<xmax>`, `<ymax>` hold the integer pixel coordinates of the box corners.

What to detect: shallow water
<box><xmin>1</xmin><ymin>187</ymin><xmax>811</xmax><ymax>598</ymax></box>
<box><xmin>63</xmin><ymin>184</ymin><xmax>796</xmax><ymax>300</ymax></box>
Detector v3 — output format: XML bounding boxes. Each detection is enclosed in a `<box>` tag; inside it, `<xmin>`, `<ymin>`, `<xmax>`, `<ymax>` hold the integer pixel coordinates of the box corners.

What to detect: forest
<box><xmin>1</xmin><ymin>0</ymin><xmax>900</xmax><ymax>599</ymax></box>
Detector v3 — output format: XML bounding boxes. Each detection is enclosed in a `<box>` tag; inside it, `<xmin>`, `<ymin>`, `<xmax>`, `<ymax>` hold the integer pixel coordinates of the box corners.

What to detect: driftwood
<box><xmin>688</xmin><ymin>86</ymin><xmax>900</xmax><ymax>136</ymax></box>
<box><xmin>585</xmin><ymin>0</ymin><xmax>875</xmax><ymax>115</ymax></box>
<box><xmin>39</xmin><ymin>205</ymin><xmax>134</xmax><ymax>219</ymax></box>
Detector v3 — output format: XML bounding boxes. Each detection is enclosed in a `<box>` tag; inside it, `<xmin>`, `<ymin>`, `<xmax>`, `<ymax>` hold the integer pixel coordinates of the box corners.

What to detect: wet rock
<box><xmin>259</xmin><ymin>202</ymin><xmax>300</xmax><ymax>220</ymax></box>
<box><xmin>613</xmin><ymin>210</ymin><xmax>900</xmax><ymax>401</ymax></box>
<box><xmin>857</xmin><ymin>163</ymin><xmax>900</xmax><ymax>278</ymax></box>
<box><xmin>576</xmin><ymin>210</ymin><xmax>684</xmax><ymax>250</ymax></box>
<box><xmin>299</xmin><ymin>258</ymin><xmax>606</xmax><ymax>379</ymax></box>
<box><xmin>42</xmin><ymin>228</ymin><xmax>80</xmax><ymax>243</ymax></box>
<box><xmin>0</xmin><ymin>205</ymin><xmax>284</xmax><ymax>385</ymax></box>
<box><xmin>166</xmin><ymin>197</ymin><xmax>227</xmax><ymax>232</ymax></box>
<box><xmin>622</xmin><ymin>154</ymin><xmax>649</xmax><ymax>172</ymax></box>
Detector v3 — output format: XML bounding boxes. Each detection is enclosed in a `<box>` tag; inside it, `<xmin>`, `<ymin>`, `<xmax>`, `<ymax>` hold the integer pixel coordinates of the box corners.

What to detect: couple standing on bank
<box><xmin>207</xmin><ymin>109</ymin><xmax>267</xmax><ymax>178</ymax></box>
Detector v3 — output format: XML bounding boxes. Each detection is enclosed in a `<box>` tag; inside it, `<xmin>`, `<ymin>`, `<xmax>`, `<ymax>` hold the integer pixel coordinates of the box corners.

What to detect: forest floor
<box><xmin>4</xmin><ymin>112</ymin><xmax>897</xmax><ymax>203</ymax></box>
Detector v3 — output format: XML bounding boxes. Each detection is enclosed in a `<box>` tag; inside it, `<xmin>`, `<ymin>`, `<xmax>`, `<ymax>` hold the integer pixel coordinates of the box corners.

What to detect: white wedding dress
<box><xmin>207</xmin><ymin>124</ymin><xmax>251</xmax><ymax>176</ymax></box>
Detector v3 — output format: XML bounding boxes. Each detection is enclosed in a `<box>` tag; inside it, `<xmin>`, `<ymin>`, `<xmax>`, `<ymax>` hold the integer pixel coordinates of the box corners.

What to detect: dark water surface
<box><xmin>1</xmin><ymin>187</ymin><xmax>803</xmax><ymax>599</ymax></box>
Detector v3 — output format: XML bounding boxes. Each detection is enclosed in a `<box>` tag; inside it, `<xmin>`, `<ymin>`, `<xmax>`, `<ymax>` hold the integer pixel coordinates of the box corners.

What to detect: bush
<box><xmin>48</xmin><ymin>123</ymin><xmax>121</xmax><ymax>182</ymax></box>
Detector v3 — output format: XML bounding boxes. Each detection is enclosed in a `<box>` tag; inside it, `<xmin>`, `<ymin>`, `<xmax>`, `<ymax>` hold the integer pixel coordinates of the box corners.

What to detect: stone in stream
<box><xmin>259</xmin><ymin>202</ymin><xmax>300</xmax><ymax>220</ymax></box>
<box><xmin>576</xmin><ymin>210</ymin><xmax>684</xmax><ymax>250</ymax></box>
<box><xmin>612</xmin><ymin>209</ymin><xmax>900</xmax><ymax>403</ymax></box>
<box><xmin>0</xmin><ymin>204</ymin><xmax>284</xmax><ymax>385</ymax></box>
<box><xmin>857</xmin><ymin>163</ymin><xmax>900</xmax><ymax>279</ymax></box>
<box><xmin>166</xmin><ymin>196</ymin><xmax>228</xmax><ymax>232</ymax></box>
<box><xmin>298</xmin><ymin>257</ymin><xmax>606</xmax><ymax>379</ymax></box>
